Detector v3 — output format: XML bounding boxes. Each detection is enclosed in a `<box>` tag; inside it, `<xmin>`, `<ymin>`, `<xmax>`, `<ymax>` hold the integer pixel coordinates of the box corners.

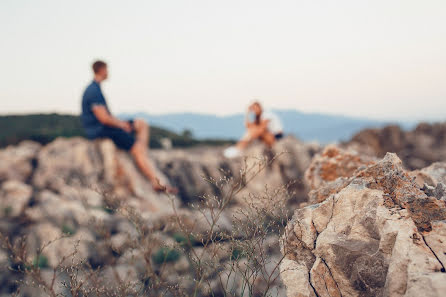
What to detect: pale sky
<box><xmin>1</xmin><ymin>0</ymin><xmax>445</xmax><ymax>121</ymax></box>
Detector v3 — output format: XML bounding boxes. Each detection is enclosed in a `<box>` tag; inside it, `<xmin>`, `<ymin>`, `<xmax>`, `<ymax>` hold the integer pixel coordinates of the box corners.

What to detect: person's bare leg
<box><xmin>236</xmin><ymin>131</ymin><xmax>253</xmax><ymax>150</ymax></box>
<box><xmin>133</xmin><ymin>119</ymin><xmax>150</xmax><ymax>148</ymax></box>
<box><xmin>130</xmin><ymin>120</ymin><xmax>177</xmax><ymax>193</ymax></box>
<box><xmin>260</xmin><ymin>131</ymin><xmax>276</xmax><ymax>148</ymax></box>
<box><xmin>130</xmin><ymin>142</ymin><xmax>165</xmax><ymax>191</ymax></box>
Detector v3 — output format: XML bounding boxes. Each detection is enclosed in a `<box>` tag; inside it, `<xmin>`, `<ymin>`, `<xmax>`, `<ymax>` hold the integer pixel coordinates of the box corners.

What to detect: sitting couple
<box><xmin>81</xmin><ymin>60</ymin><xmax>176</xmax><ymax>193</ymax></box>
<box><xmin>82</xmin><ymin>61</ymin><xmax>283</xmax><ymax>191</ymax></box>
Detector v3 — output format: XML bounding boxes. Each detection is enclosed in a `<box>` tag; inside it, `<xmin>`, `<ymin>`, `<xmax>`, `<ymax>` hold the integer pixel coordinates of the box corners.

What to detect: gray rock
<box><xmin>0</xmin><ymin>141</ymin><xmax>40</xmax><ymax>183</ymax></box>
<box><xmin>281</xmin><ymin>153</ymin><xmax>446</xmax><ymax>297</ymax></box>
<box><xmin>0</xmin><ymin>180</ymin><xmax>32</xmax><ymax>218</ymax></box>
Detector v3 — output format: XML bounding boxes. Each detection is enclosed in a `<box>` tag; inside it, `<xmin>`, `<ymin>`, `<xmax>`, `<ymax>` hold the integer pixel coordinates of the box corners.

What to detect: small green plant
<box><xmin>32</xmin><ymin>255</ymin><xmax>49</xmax><ymax>269</ymax></box>
<box><xmin>172</xmin><ymin>232</ymin><xmax>199</xmax><ymax>247</ymax></box>
<box><xmin>152</xmin><ymin>247</ymin><xmax>180</xmax><ymax>265</ymax></box>
<box><xmin>230</xmin><ymin>248</ymin><xmax>246</xmax><ymax>261</ymax></box>
<box><xmin>61</xmin><ymin>224</ymin><xmax>76</xmax><ymax>236</ymax></box>
<box><xmin>3</xmin><ymin>206</ymin><xmax>12</xmax><ymax>217</ymax></box>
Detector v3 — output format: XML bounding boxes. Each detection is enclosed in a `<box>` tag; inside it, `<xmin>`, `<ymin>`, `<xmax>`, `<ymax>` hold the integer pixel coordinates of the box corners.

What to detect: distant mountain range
<box><xmin>120</xmin><ymin>110</ymin><xmax>415</xmax><ymax>143</ymax></box>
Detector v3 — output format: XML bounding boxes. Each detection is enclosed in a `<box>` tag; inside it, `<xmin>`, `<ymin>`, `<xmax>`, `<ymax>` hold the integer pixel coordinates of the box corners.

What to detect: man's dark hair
<box><xmin>92</xmin><ymin>60</ymin><xmax>107</xmax><ymax>74</ymax></box>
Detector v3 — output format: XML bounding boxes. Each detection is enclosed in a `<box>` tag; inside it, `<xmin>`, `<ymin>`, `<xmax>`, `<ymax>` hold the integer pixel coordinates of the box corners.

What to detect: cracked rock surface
<box><xmin>281</xmin><ymin>153</ymin><xmax>446</xmax><ymax>297</ymax></box>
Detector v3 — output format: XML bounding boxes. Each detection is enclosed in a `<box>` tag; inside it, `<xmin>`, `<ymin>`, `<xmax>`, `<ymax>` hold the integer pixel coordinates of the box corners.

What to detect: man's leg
<box><xmin>133</xmin><ymin>119</ymin><xmax>150</xmax><ymax>148</ymax></box>
<box><xmin>130</xmin><ymin>142</ymin><xmax>166</xmax><ymax>191</ymax></box>
<box><xmin>127</xmin><ymin>119</ymin><xmax>165</xmax><ymax>191</ymax></box>
<box><xmin>100</xmin><ymin>125</ymin><xmax>170</xmax><ymax>192</ymax></box>
<box><xmin>130</xmin><ymin>120</ymin><xmax>177</xmax><ymax>193</ymax></box>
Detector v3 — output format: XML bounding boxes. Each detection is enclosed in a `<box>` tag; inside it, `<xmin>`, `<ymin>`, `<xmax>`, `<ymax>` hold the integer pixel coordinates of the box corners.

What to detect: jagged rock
<box><xmin>281</xmin><ymin>153</ymin><xmax>446</xmax><ymax>297</ymax></box>
<box><xmin>154</xmin><ymin>136</ymin><xmax>317</xmax><ymax>206</ymax></box>
<box><xmin>410</xmin><ymin>162</ymin><xmax>446</xmax><ymax>188</ymax></box>
<box><xmin>20</xmin><ymin>269</ymin><xmax>72</xmax><ymax>297</ymax></box>
<box><xmin>411</xmin><ymin>163</ymin><xmax>446</xmax><ymax>201</ymax></box>
<box><xmin>242</xmin><ymin>136</ymin><xmax>318</xmax><ymax>206</ymax></box>
<box><xmin>25</xmin><ymin>190</ymin><xmax>91</xmax><ymax>226</ymax></box>
<box><xmin>421</xmin><ymin>183</ymin><xmax>446</xmax><ymax>201</ymax></box>
<box><xmin>0</xmin><ymin>141</ymin><xmax>40</xmax><ymax>183</ymax></box>
<box><xmin>31</xmin><ymin>137</ymin><xmax>178</xmax><ymax>217</ymax></box>
<box><xmin>0</xmin><ymin>181</ymin><xmax>33</xmax><ymax>218</ymax></box>
<box><xmin>32</xmin><ymin>138</ymin><xmax>104</xmax><ymax>191</ymax></box>
<box><xmin>305</xmin><ymin>145</ymin><xmax>375</xmax><ymax>204</ymax></box>
<box><xmin>347</xmin><ymin>123</ymin><xmax>446</xmax><ymax>170</ymax></box>
<box><xmin>0</xmin><ymin>136</ymin><xmax>315</xmax><ymax>296</ymax></box>
<box><xmin>305</xmin><ymin>145</ymin><xmax>374</xmax><ymax>190</ymax></box>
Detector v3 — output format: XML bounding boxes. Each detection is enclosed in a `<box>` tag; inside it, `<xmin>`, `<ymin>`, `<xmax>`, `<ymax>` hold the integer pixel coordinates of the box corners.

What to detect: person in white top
<box><xmin>224</xmin><ymin>101</ymin><xmax>283</xmax><ymax>158</ymax></box>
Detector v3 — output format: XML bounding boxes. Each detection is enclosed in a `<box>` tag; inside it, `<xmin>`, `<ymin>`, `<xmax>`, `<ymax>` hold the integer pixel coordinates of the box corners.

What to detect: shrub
<box><xmin>3</xmin><ymin>206</ymin><xmax>12</xmax><ymax>217</ymax></box>
<box><xmin>172</xmin><ymin>232</ymin><xmax>199</xmax><ymax>247</ymax></box>
<box><xmin>152</xmin><ymin>247</ymin><xmax>181</xmax><ymax>265</ymax></box>
<box><xmin>230</xmin><ymin>248</ymin><xmax>246</xmax><ymax>261</ymax></box>
<box><xmin>0</xmin><ymin>152</ymin><xmax>292</xmax><ymax>296</ymax></box>
<box><xmin>61</xmin><ymin>224</ymin><xmax>76</xmax><ymax>236</ymax></box>
<box><xmin>32</xmin><ymin>255</ymin><xmax>48</xmax><ymax>269</ymax></box>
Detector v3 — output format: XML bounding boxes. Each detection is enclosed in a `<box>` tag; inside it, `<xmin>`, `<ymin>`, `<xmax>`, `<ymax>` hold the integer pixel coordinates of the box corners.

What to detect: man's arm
<box><xmin>92</xmin><ymin>105</ymin><xmax>132</xmax><ymax>132</ymax></box>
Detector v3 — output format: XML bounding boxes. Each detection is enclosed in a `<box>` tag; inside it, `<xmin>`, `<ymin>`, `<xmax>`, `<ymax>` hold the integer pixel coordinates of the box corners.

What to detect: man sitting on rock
<box><xmin>81</xmin><ymin>60</ymin><xmax>175</xmax><ymax>193</ymax></box>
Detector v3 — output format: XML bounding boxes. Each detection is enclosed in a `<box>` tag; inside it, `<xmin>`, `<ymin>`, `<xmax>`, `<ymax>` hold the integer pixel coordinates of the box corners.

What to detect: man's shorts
<box><xmin>97</xmin><ymin>125</ymin><xmax>136</xmax><ymax>151</ymax></box>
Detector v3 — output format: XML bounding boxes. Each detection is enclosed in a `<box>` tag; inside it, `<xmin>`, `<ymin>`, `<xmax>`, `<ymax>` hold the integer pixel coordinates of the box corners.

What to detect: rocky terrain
<box><xmin>1</xmin><ymin>122</ymin><xmax>446</xmax><ymax>297</ymax></box>
<box><xmin>346</xmin><ymin>122</ymin><xmax>446</xmax><ymax>170</ymax></box>
<box><xmin>280</xmin><ymin>146</ymin><xmax>446</xmax><ymax>297</ymax></box>
<box><xmin>0</xmin><ymin>136</ymin><xmax>317</xmax><ymax>296</ymax></box>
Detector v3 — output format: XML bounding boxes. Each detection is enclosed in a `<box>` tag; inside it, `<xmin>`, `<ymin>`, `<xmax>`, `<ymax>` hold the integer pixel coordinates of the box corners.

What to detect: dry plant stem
<box><xmin>0</xmin><ymin>150</ymin><xmax>292</xmax><ymax>297</ymax></box>
<box><xmin>167</xmin><ymin>152</ymin><xmax>289</xmax><ymax>297</ymax></box>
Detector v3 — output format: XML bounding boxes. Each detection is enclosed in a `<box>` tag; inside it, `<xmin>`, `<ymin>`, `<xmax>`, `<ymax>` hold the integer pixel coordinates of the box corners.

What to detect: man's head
<box><xmin>249</xmin><ymin>101</ymin><xmax>263</xmax><ymax>116</ymax></box>
<box><xmin>92</xmin><ymin>60</ymin><xmax>108</xmax><ymax>82</ymax></box>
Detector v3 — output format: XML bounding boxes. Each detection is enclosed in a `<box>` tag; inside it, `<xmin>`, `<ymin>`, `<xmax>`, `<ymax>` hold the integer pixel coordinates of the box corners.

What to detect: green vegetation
<box><xmin>0</xmin><ymin>113</ymin><xmax>234</xmax><ymax>148</ymax></box>
<box><xmin>32</xmin><ymin>255</ymin><xmax>49</xmax><ymax>269</ymax></box>
<box><xmin>3</xmin><ymin>206</ymin><xmax>12</xmax><ymax>217</ymax></box>
<box><xmin>172</xmin><ymin>232</ymin><xmax>199</xmax><ymax>247</ymax></box>
<box><xmin>61</xmin><ymin>224</ymin><xmax>76</xmax><ymax>236</ymax></box>
<box><xmin>0</xmin><ymin>114</ymin><xmax>84</xmax><ymax>147</ymax></box>
<box><xmin>152</xmin><ymin>247</ymin><xmax>181</xmax><ymax>265</ymax></box>
<box><xmin>230</xmin><ymin>248</ymin><xmax>246</xmax><ymax>261</ymax></box>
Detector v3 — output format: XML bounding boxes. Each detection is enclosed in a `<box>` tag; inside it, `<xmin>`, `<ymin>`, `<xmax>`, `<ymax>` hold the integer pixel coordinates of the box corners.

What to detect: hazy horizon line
<box><xmin>2</xmin><ymin>109</ymin><xmax>443</xmax><ymax>124</ymax></box>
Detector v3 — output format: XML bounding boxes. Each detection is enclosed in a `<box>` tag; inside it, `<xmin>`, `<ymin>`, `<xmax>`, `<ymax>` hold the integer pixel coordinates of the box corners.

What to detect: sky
<box><xmin>1</xmin><ymin>0</ymin><xmax>445</xmax><ymax>121</ymax></box>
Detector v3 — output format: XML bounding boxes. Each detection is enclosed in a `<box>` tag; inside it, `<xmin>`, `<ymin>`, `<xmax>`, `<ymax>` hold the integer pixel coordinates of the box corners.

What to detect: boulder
<box><xmin>305</xmin><ymin>145</ymin><xmax>374</xmax><ymax>190</ymax></box>
<box><xmin>410</xmin><ymin>162</ymin><xmax>446</xmax><ymax>188</ymax></box>
<box><xmin>0</xmin><ymin>135</ymin><xmax>317</xmax><ymax>297</ymax></box>
<box><xmin>281</xmin><ymin>153</ymin><xmax>446</xmax><ymax>297</ymax></box>
<box><xmin>0</xmin><ymin>141</ymin><xmax>40</xmax><ymax>183</ymax></box>
<box><xmin>305</xmin><ymin>145</ymin><xmax>375</xmax><ymax>204</ymax></box>
<box><xmin>347</xmin><ymin>123</ymin><xmax>446</xmax><ymax>170</ymax></box>
<box><xmin>25</xmin><ymin>190</ymin><xmax>90</xmax><ymax>226</ymax></box>
<box><xmin>31</xmin><ymin>137</ymin><xmax>178</xmax><ymax>216</ymax></box>
<box><xmin>154</xmin><ymin>136</ymin><xmax>318</xmax><ymax>207</ymax></box>
<box><xmin>0</xmin><ymin>181</ymin><xmax>33</xmax><ymax>218</ymax></box>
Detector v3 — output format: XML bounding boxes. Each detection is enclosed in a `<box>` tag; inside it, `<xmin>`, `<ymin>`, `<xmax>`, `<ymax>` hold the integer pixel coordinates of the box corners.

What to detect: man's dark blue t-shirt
<box><xmin>81</xmin><ymin>81</ymin><xmax>109</xmax><ymax>138</ymax></box>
